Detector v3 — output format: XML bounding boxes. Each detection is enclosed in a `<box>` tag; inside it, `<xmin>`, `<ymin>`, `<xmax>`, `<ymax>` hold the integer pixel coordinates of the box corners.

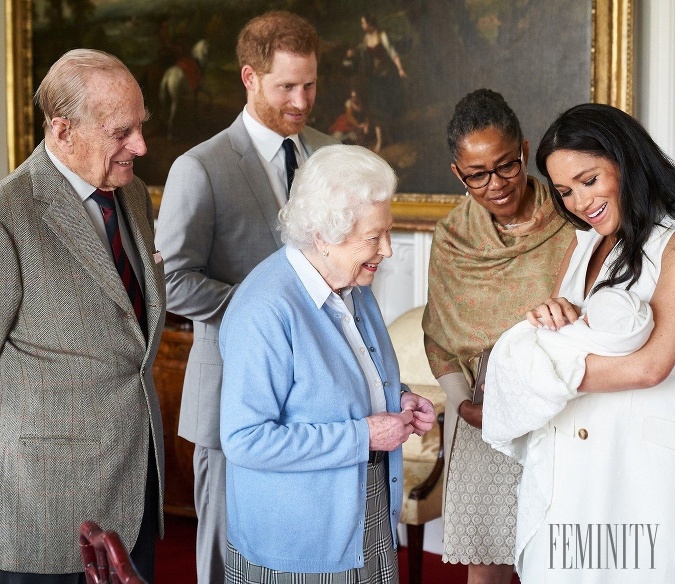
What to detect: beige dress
<box><xmin>423</xmin><ymin>177</ymin><xmax>574</xmax><ymax>564</ymax></box>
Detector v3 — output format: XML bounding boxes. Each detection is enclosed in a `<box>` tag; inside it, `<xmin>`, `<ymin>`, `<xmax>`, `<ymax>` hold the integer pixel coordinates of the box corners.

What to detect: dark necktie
<box><xmin>281</xmin><ymin>138</ymin><xmax>298</xmax><ymax>194</ymax></box>
<box><xmin>90</xmin><ymin>189</ymin><xmax>147</xmax><ymax>338</ymax></box>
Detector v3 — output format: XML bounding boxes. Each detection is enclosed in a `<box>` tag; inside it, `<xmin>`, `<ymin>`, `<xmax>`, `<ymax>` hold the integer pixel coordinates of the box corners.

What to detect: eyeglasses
<box><xmin>459</xmin><ymin>147</ymin><xmax>524</xmax><ymax>189</ymax></box>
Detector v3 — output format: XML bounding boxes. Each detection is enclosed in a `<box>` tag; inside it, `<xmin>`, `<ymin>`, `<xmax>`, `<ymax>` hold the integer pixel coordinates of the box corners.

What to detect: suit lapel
<box><xmin>31</xmin><ymin>146</ymin><xmax>159</xmax><ymax>342</ymax></box>
<box><xmin>35</xmin><ymin>171</ymin><xmax>133</xmax><ymax>317</ymax></box>
<box><xmin>115</xmin><ymin>184</ymin><xmax>164</xmax><ymax>345</ymax></box>
<box><xmin>230</xmin><ymin>115</ymin><xmax>284</xmax><ymax>248</ymax></box>
<box><xmin>298</xmin><ymin>128</ymin><xmax>321</xmax><ymax>156</ymax></box>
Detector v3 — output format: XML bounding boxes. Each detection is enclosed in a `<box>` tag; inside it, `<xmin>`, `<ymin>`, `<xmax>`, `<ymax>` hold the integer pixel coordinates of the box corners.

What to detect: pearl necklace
<box><xmin>501</xmin><ymin>221</ymin><xmax>528</xmax><ymax>230</ymax></box>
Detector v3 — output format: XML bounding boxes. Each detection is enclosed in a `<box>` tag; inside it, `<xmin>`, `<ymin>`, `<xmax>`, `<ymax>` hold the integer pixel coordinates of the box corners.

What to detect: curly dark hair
<box><xmin>536</xmin><ymin>102</ymin><xmax>675</xmax><ymax>292</ymax></box>
<box><xmin>446</xmin><ymin>88</ymin><xmax>523</xmax><ymax>161</ymax></box>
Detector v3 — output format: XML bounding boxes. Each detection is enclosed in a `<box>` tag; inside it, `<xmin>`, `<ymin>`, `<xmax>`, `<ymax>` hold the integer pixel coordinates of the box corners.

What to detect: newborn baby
<box><xmin>482</xmin><ymin>287</ymin><xmax>653</xmax><ymax>453</ymax></box>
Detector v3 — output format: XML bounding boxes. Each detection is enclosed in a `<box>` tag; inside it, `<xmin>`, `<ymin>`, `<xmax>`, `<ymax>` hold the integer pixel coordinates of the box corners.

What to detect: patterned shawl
<box><xmin>422</xmin><ymin>177</ymin><xmax>575</xmax><ymax>385</ymax></box>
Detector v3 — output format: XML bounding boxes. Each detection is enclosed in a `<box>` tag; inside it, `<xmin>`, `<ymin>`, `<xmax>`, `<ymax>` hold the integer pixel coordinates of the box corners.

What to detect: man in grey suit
<box><xmin>0</xmin><ymin>49</ymin><xmax>165</xmax><ymax>583</ymax></box>
<box><xmin>155</xmin><ymin>10</ymin><xmax>336</xmax><ymax>583</ymax></box>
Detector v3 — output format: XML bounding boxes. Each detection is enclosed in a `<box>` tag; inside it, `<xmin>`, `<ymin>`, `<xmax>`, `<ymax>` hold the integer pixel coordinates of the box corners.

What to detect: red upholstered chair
<box><xmin>79</xmin><ymin>521</ymin><xmax>147</xmax><ymax>584</ymax></box>
<box><xmin>388</xmin><ymin>307</ymin><xmax>446</xmax><ymax>584</ymax></box>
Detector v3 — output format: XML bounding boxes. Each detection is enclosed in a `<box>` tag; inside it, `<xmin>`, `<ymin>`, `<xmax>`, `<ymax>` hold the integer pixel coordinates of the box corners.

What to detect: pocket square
<box><xmin>153</xmin><ymin>251</ymin><xmax>163</xmax><ymax>264</ymax></box>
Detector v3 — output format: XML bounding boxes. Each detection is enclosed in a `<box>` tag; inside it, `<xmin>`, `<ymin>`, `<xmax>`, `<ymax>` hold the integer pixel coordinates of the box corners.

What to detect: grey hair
<box><xmin>279</xmin><ymin>144</ymin><xmax>398</xmax><ymax>249</ymax></box>
<box><xmin>34</xmin><ymin>48</ymin><xmax>132</xmax><ymax>131</ymax></box>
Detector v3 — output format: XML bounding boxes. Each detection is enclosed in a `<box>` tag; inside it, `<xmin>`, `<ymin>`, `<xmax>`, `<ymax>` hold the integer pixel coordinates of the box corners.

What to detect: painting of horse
<box><xmin>159</xmin><ymin>39</ymin><xmax>211</xmax><ymax>140</ymax></box>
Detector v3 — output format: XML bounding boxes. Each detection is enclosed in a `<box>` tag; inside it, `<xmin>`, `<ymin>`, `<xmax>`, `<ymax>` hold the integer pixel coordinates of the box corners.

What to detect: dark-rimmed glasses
<box><xmin>459</xmin><ymin>147</ymin><xmax>523</xmax><ymax>189</ymax></box>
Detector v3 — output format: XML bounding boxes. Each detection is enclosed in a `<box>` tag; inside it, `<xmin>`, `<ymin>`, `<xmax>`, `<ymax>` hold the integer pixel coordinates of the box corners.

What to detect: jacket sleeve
<box><xmin>155</xmin><ymin>153</ymin><xmax>236</xmax><ymax>323</ymax></box>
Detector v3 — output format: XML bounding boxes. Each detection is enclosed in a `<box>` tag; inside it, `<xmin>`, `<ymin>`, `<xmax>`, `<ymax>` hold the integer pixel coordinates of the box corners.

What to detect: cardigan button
<box><xmin>578</xmin><ymin>428</ymin><xmax>589</xmax><ymax>440</ymax></box>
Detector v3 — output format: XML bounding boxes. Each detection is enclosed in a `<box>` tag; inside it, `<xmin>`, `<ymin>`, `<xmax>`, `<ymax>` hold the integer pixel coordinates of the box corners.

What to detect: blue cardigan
<box><xmin>219</xmin><ymin>247</ymin><xmax>404</xmax><ymax>573</ymax></box>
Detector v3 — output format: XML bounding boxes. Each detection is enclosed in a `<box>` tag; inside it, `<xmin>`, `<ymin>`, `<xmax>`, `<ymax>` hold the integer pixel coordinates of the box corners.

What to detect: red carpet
<box><xmin>156</xmin><ymin>515</ymin><xmax>520</xmax><ymax>583</ymax></box>
<box><xmin>156</xmin><ymin>515</ymin><xmax>197</xmax><ymax>583</ymax></box>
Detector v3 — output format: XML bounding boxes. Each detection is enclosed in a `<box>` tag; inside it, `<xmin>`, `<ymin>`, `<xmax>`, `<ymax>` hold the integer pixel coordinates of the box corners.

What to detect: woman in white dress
<box><xmin>520</xmin><ymin>103</ymin><xmax>675</xmax><ymax>583</ymax></box>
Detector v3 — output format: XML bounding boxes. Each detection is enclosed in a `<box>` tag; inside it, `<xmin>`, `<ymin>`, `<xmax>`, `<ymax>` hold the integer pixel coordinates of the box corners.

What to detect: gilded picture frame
<box><xmin>5</xmin><ymin>0</ymin><xmax>633</xmax><ymax>228</ymax></box>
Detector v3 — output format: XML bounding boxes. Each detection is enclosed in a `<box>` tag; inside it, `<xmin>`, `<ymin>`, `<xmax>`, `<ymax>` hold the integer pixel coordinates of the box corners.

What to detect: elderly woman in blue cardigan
<box><xmin>219</xmin><ymin>144</ymin><xmax>435</xmax><ymax>584</ymax></box>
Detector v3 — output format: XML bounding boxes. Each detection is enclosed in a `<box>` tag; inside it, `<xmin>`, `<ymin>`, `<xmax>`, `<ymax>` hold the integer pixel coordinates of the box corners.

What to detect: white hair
<box><xmin>279</xmin><ymin>144</ymin><xmax>398</xmax><ymax>249</ymax></box>
<box><xmin>35</xmin><ymin>48</ymin><xmax>133</xmax><ymax>130</ymax></box>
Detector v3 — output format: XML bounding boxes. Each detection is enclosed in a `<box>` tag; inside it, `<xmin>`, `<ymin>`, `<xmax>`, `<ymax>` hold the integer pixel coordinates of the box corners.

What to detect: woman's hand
<box><xmin>458</xmin><ymin>399</ymin><xmax>483</xmax><ymax>429</ymax></box>
<box><xmin>526</xmin><ymin>297</ymin><xmax>581</xmax><ymax>330</ymax></box>
<box><xmin>366</xmin><ymin>410</ymin><xmax>414</xmax><ymax>451</ymax></box>
<box><xmin>401</xmin><ymin>392</ymin><xmax>436</xmax><ymax>436</ymax></box>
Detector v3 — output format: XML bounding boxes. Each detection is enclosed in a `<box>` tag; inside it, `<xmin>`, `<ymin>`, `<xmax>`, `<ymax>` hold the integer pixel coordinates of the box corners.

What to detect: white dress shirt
<box><xmin>242</xmin><ymin>106</ymin><xmax>307</xmax><ymax>208</ymax></box>
<box><xmin>286</xmin><ymin>245</ymin><xmax>387</xmax><ymax>414</ymax></box>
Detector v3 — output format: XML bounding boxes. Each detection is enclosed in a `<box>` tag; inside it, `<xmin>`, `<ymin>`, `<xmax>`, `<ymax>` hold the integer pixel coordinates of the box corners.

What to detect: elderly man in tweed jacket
<box><xmin>0</xmin><ymin>49</ymin><xmax>165</xmax><ymax>583</ymax></box>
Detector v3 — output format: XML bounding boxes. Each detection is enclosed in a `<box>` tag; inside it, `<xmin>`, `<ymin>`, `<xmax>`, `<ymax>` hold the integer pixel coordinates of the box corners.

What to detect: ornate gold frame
<box><xmin>6</xmin><ymin>0</ymin><xmax>31</xmax><ymax>173</ymax></box>
<box><xmin>6</xmin><ymin>0</ymin><xmax>633</xmax><ymax>230</ymax></box>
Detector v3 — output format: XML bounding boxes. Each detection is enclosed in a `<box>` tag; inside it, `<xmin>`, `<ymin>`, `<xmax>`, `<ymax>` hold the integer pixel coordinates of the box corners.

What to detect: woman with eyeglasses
<box><xmin>422</xmin><ymin>89</ymin><xmax>575</xmax><ymax>584</ymax></box>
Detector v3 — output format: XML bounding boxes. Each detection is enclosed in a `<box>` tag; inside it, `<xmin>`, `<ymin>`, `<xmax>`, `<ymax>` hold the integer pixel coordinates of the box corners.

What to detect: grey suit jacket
<box><xmin>156</xmin><ymin>113</ymin><xmax>336</xmax><ymax>448</ymax></box>
<box><xmin>0</xmin><ymin>143</ymin><xmax>166</xmax><ymax>573</ymax></box>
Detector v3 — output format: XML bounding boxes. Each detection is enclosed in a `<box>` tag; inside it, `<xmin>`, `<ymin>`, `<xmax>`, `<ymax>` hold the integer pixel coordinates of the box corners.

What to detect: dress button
<box><xmin>355</xmin><ymin>316</ymin><xmax>361</xmax><ymax>322</ymax></box>
<box><xmin>578</xmin><ymin>428</ymin><xmax>589</xmax><ymax>440</ymax></box>
<box><xmin>392</xmin><ymin>477</ymin><xmax>397</xmax><ymax>483</ymax></box>
<box><xmin>369</xmin><ymin>346</ymin><xmax>375</xmax><ymax>352</ymax></box>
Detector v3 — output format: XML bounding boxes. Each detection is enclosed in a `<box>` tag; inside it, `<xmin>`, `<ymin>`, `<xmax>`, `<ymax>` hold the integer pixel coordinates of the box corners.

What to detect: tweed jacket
<box><xmin>155</xmin><ymin>113</ymin><xmax>336</xmax><ymax>448</ymax></box>
<box><xmin>0</xmin><ymin>143</ymin><xmax>166</xmax><ymax>573</ymax></box>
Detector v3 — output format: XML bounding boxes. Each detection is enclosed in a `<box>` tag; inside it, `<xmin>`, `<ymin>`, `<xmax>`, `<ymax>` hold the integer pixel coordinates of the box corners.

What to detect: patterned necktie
<box><xmin>90</xmin><ymin>189</ymin><xmax>147</xmax><ymax>338</ymax></box>
<box><xmin>281</xmin><ymin>138</ymin><xmax>298</xmax><ymax>194</ymax></box>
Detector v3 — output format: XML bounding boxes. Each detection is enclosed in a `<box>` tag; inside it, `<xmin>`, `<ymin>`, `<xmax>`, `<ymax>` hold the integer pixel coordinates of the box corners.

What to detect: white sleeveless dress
<box><xmin>519</xmin><ymin>222</ymin><xmax>675</xmax><ymax>583</ymax></box>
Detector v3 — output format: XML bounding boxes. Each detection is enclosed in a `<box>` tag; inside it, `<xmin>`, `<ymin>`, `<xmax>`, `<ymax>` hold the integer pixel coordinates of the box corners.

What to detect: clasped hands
<box><xmin>366</xmin><ymin>392</ymin><xmax>435</xmax><ymax>452</ymax></box>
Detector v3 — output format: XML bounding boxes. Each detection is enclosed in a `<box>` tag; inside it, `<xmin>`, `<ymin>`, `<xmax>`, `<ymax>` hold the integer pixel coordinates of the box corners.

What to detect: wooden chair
<box><xmin>388</xmin><ymin>307</ymin><xmax>446</xmax><ymax>584</ymax></box>
<box><xmin>79</xmin><ymin>521</ymin><xmax>147</xmax><ymax>584</ymax></box>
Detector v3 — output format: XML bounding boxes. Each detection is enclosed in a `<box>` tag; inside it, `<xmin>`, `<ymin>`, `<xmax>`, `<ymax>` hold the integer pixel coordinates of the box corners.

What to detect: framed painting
<box><xmin>6</xmin><ymin>0</ymin><xmax>632</xmax><ymax>224</ymax></box>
